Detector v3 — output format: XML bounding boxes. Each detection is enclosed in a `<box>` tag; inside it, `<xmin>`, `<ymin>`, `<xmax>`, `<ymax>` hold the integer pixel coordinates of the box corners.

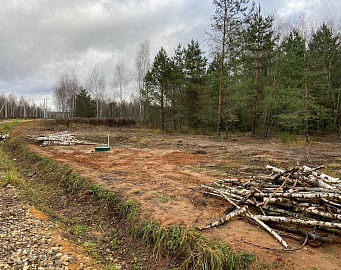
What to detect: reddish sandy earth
<box><xmin>13</xmin><ymin>121</ymin><xmax>341</xmax><ymax>269</ymax></box>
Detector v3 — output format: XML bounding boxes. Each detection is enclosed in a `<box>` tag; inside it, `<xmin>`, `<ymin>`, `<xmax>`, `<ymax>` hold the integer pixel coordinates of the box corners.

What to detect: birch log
<box><xmin>300</xmin><ymin>207</ymin><xmax>341</xmax><ymax>221</ymax></box>
<box><xmin>253</xmin><ymin>215</ymin><xmax>341</xmax><ymax>230</ymax></box>
<box><xmin>198</xmin><ymin>206</ymin><xmax>247</xmax><ymax>230</ymax></box>
<box><xmin>266</xmin><ymin>165</ymin><xmax>285</xmax><ymax>174</ymax></box>
<box><xmin>29</xmin><ymin>131</ymin><xmax>97</xmax><ymax>146</ymax></box>
<box><xmin>247</xmin><ymin>213</ymin><xmax>289</xmax><ymax>249</ymax></box>
<box><xmin>216</xmin><ymin>188</ymin><xmax>290</xmax><ymax>248</ymax></box>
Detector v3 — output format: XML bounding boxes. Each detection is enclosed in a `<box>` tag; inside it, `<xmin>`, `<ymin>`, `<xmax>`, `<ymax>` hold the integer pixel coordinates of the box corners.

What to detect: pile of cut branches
<box><xmin>199</xmin><ymin>165</ymin><xmax>341</xmax><ymax>250</ymax></box>
<box><xmin>29</xmin><ymin>131</ymin><xmax>97</xmax><ymax>146</ymax></box>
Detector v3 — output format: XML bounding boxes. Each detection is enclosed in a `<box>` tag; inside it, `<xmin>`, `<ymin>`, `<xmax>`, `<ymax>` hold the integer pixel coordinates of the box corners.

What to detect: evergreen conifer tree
<box><xmin>75</xmin><ymin>88</ymin><xmax>97</xmax><ymax>118</ymax></box>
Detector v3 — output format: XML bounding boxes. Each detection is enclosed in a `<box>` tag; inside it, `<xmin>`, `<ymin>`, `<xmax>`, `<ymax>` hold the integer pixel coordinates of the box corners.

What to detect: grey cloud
<box><xmin>1</xmin><ymin>0</ymin><xmax>339</xmax><ymax>108</ymax></box>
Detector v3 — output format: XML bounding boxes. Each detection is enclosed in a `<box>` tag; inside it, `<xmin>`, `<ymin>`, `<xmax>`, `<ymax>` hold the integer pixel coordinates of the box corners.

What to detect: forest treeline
<box><xmin>142</xmin><ymin>1</ymin><xmax>341</xmax><ymax>139</ymax></box>
<box><xmin>1</xmin><ymin>0</ymin><xmax>341</xmax><ymax>139</ymax></box>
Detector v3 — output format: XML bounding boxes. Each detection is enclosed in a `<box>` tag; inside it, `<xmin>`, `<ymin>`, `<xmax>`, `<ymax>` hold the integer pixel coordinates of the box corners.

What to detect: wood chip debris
<box><xmin>28</xmin><ymin>131</ymin><xmax>97</xmax><ymax>146</ymax></box>
<box><xmin>0</xmin><ymin>134</ymin><xmax>9</xmax><ymax>142</ymax></box>
<box><xmin>199</xmin><ymin>165</ymin><xmax>341</xmax><ymax>249</ymax></box>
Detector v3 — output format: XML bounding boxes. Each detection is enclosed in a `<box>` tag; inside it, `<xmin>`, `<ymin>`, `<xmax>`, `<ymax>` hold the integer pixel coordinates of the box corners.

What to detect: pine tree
<box><xmin>206</xmin><ymin>53</ymin><xmax>222</xmax><ymax>131</ymax></box>
<box><xmin>275</xmin><ymin>30</ymin><xmax>306</xmax><ymax>135</ymax></box>
<box><xmin>183</xmin><ymin>39</ymin><xmax>208</xmax><ymax>129</ymax></box>
<box><xmin>207</xmin><ymin>0</ymin><xmax>254</xmax><ymax>138</ymax></box>
<box><xmin>308</xmin><ymin>23</ymin><xmax>341</xmax><ymax>132</ymax></box>
<box><xmin>75</xmin><ymin>88</ymin><xmax>97</xmax><ymax>118</ymax></box>
<box><xmin>244</xmin><ymin>4</ymin><xmax>277</xmax><ymax>136</ymax></box>
<box><xmin>169</xmin><ymin>43</ymin><xmax>186</xmax><ymax>131</ymax></box>
<box><xmin>143</xmin><ymin>47</ymin><xmax>171</xmax><ymax>130</ymax></box>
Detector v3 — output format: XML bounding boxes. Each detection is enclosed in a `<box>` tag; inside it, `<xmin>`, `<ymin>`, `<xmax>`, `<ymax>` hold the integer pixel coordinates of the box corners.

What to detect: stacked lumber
<box><xmin>29</xmin><ymin>131</ymin><xmax>97</xmax><ymax>146</ymax></box>
<box><xmin>199</xmin><ymin>165</ymin><xmax>341</xmax><ymax>249</ymax></box>
<box><xmin>0</xmin><ymin>134</ymin><xmax>9</xmax><ymax>142</ymax></box>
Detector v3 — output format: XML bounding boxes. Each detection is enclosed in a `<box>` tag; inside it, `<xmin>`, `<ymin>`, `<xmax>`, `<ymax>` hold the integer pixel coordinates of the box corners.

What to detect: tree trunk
<box><xmin>265</xmin><ymin>76</ymin><xmax>275</xmax><ymax>137</ymax></box>
<box><xmin>304</xmin><ymin>47</ymin><xmax>309</xmax><ymax>143</ymax></box>
<box><xmin>217</xmin><ymin>29</ymin><xmax>226</xmax><ymax>137</ymax></box>
<box><xmin>252</xmin><ymin>41</ymin><xmax>260</xmax><ymax>136</ymax></box>
<box><xmin>225</xmin><ymin>53</ymin><xmax>232</xmax><ymax>139</ymax></box>
<box><xmin>161</xmin><ymin>82</ymin><xmax>165</xmax><ymax>131</ymax></box>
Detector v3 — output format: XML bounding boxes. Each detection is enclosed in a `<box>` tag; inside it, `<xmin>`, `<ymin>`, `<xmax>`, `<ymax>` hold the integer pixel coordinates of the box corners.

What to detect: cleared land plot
<box><xmin>14</xmin><ymin>121</ymin><xmax>341</xmax><ymax>270</ymax></box>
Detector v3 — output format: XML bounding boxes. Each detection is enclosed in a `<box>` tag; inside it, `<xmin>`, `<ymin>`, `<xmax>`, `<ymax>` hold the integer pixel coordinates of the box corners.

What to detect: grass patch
<box><xmin>70</xmin><ymin>224</ymin><xmax>89</xmax><ymax>237</ymax></box>
<box><xmin>0</xmin><ymin>121</ymin><xmax>18</xmax><ymax>133</ymax></box>
<box><xmin>131</xmin><ymin>189</ymin><xmax>148</xmax><ymax>196</ymax></box>
<box><xmin>151</xmin><ymin>192</ymin><xmax>176</xmax><ymax>203</ymax></box>
<box><xmin>136</xmin><ymin>138</ymin><xmax>151</xmax><ymax>148</ymax></box>
<box><xmin>120</xmin><ymin>199</ymin><xmax>139</xmax><ymax>218</ymax></box>
<box><xmin>0</xmin><ymin>157</ymin><xmax>22</xmax><ymax>187</ymax></box>
<box><xmin>131</xmin><ymin>220</ymin><xmax>254</xmax><ymax>269</ymax></box>
<box><xmin>84</xmin><ymin>240</ymin><xmax>101</xmax><ymax>259</ymax></box>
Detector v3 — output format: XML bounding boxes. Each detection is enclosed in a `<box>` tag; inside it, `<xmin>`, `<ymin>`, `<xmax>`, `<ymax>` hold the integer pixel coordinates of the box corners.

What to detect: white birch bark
<box><xmin>198</xmin><ymin>206</ymin><xmax>247</xmax><ymax>230</ymax></box>
<box><xmin>253</xmin><ymin>215</ymin><xmax>341</xmax><ymax>229</ymax></box>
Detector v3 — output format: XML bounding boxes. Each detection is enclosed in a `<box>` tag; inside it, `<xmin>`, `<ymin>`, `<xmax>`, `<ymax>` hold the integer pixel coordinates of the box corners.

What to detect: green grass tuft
<box><xmin>120</xmin><ymin>199</ymin><xmax>139</xmax><ymax>218</ymax></box>
<box><xmin>131</xmin><ymin>220</ymin><xmax>254</xmax><ymax>269</ymax></box>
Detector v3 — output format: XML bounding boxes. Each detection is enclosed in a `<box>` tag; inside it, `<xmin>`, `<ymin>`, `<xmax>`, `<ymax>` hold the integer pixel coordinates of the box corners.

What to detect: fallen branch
<box><xmin>197</xmin><ymin>206</ymin><xmax>247</xmax><ymax>230</ymax></box>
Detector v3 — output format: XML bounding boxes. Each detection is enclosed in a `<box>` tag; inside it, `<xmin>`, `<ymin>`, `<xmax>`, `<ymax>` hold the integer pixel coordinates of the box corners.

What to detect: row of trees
<box><xmin>142</xmin><ymin>40</ymin><xmax>208</xmax><ymax>131</ymax></box>
<box><xmin>141</xmin><ymin>1</ymin><xmax>341</xmax><ymax>139</ymax></box>
<box><xmin>52</xmin><ymin>40</ymin><xmax>151</xmax><ymax>120</ymax></box>
<box><xmin>50</xmin><ymin>1</ymin><xmax>341</xmax><ymax>138</ymax></box>
<box><xmin>0</xmin><ymin>93</ymin><xmax>47</xmax><ymax>119</ymax></box>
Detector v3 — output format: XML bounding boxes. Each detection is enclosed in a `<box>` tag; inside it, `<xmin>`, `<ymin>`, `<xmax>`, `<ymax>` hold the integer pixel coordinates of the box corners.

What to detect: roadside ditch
<box><xmin>1</xmin><ymin>133</ymin><xmax>254</xmax><ymax>269</ymax></box>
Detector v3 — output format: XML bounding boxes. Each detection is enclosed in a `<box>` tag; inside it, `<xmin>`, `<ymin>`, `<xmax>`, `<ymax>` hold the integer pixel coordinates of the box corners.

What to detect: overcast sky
<box><xmin>0</xmin><ymin>0</ymin><xmax>340</xmax><ymax>109</ymax></box>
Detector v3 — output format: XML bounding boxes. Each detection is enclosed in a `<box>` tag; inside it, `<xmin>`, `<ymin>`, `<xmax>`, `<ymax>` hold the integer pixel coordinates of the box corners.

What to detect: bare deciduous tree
<box><xmin>135</xmin><ymin>39</ymin><xmax>151</xmax><ymax>98</ymax></box>
<box><xmin>272</xmin><ymin>11</ymin><xmax>293</xmax><ymax>44</ymax></box>
<box><xmin>114</xmin><ymin>59</ymin><xmax>129</xmax><ymax>103</ymax></box>
<box><xmin>86</xmin><ymin>66</ymin><xmax>106</xmax><ymax>118</ymax></box>
<box><xmin>53</xmin><ymin>70</ymin><xmax>79</xmax><ymax>118</ymax></box>
<box><xmin>322</xmin><ymin>0</ymin><xmax>338</xmax><ymax>32</ymax></box>
<box><xmin>7</xmin><ymin>93</ymin><xmax>16</xmax><ymax>118</ymax></box>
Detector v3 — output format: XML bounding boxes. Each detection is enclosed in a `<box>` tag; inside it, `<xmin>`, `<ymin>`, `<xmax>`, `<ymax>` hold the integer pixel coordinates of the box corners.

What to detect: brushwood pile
<box><xmin>200</xmin><ymin>165</ymin><xmax>341</xmax><ymax>249</ymax></box>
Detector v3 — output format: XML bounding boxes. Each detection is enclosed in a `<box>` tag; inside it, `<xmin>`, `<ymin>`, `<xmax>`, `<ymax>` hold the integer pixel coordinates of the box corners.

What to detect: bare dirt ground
<box><xmin>13</xmin><ymin>121</ymin><xmax>341</xmax><ymax>269</ymax></box>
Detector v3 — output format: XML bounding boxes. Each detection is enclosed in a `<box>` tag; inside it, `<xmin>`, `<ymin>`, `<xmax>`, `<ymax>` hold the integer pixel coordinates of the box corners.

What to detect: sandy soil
<box><xmin>14</xmin><ymin>121</ymin><xmax>341</xmax><ymax>269</ymax></box>
<box><xmin>30</xmin><ymin>207</ymin><xmax>102</xmax><ymax>269</ymax></box>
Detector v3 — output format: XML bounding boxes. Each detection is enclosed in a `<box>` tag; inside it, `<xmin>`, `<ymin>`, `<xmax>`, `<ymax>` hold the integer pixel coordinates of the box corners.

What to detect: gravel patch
<box><xmin>0</xmin><ymin>186</ymin><xmax>95</xmax><ymax>270</ymax></box>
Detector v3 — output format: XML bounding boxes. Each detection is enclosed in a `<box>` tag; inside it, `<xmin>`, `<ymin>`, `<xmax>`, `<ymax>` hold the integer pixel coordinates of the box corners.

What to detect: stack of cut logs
<box><xmin>0</xmin><ymin>134</ymin><xmax>9</xmax><ymax>142</ymax></box>
<box><xmin>200</xmin><ymin>165</ymin><xmax>341</xmax><ymax>249</ymax></box>
<box><xmin>29</xmin><ymin>131</ymin><xmax>97</xmax><ymax>146</ymax></box>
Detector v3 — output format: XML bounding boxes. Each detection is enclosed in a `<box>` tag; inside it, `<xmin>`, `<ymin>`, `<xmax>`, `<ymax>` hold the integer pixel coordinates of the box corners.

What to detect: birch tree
<box><xmin>53</xmin><ymin>71</ymin><xmax>79</xmax><ymax>118</ymax></box>
<box><xmin>135</xmin><ymin>40</ymin><xmax>151</xmax><ymax>98</ymax></box>
<box><xmin>86</xmin><ymin>66</ymin><xmax>106</xmax><ymax>118</ymax></box>
<box><xmin>114</xmin><ymin>59</ymin><xmax>129</xmax><ymax>103</ymax></box>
